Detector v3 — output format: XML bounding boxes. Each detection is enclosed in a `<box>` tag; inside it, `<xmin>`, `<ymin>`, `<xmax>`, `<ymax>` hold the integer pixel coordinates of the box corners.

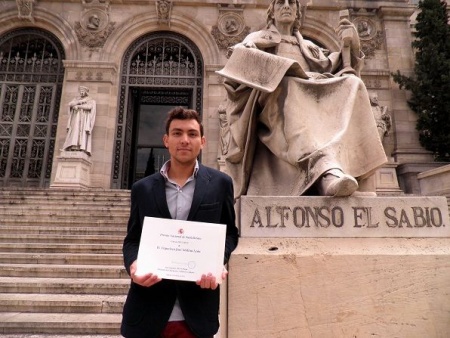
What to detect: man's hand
<box><xmin>129</xmin><ymin>261</ymin><xmax>162</xmax><ymax>287</ymax></box>
<box><xmin>196</xmin><ymin>267</ymin><xmax>228</xmax><ymax>290</ymax></box>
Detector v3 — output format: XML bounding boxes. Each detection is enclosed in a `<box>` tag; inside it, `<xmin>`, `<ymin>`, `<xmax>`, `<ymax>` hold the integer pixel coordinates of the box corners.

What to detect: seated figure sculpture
<box><xmin>218</xmin><ymin>0</ymin><xmax>387</xmax><ymax>199</ymax></box>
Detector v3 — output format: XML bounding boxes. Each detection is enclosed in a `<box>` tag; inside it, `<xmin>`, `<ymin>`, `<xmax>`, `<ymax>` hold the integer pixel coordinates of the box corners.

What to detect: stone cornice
<box><xmin>63</xmin><ymin>60</ymin><xmax>118</xmax><ymax>84</ymax></box>
<box><xmin>379</xmin><ymin>6</ymin><xmax>416</xmax><ymax>21</ymax></box>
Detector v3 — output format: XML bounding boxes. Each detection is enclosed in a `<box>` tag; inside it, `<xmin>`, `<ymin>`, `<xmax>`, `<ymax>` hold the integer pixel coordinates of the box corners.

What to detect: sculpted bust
<box><xmin>218</xmin><ymin>0</ymin><xmax>387</xmax><ymax>199</ymax></box>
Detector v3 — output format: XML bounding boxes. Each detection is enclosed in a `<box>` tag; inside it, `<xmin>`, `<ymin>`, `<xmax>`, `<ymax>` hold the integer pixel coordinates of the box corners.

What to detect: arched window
<box><xmin>0</xmin><ymin>28</ymin><xmax>64</xmax><ymax>187</ymax></box>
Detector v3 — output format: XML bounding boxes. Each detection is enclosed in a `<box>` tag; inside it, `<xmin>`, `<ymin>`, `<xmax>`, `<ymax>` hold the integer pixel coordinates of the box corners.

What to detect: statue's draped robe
<box><xmin>63</xmin><ymin>96</ymin><xmax>96</xmax><ymax>155</ymax></box>
<box><xmin>219</xmin><ymin>25</ymin><xmax>387</xmax><ymax>198</ymax></box>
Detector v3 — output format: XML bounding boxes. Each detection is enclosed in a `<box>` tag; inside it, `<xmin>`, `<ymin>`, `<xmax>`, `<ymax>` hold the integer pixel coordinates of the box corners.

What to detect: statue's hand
<box><xmin>307</xmin><ymin>45</ymin><xmax>321</xmax><ymax>59</ymax></box>
<box><xmin>336</xmin><ymin>18</ymin><xmax>360</xmax><ymax>52</ymax></box>
<box><xmin>242</xmin><ymin>41</ymin><xmax>257</xmax><ymax>49</ymax></box>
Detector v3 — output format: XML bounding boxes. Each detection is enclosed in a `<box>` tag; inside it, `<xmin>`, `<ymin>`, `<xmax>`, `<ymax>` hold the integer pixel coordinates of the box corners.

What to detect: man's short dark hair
<box><xmin>165</xmin><ymin>107</ymin><xmax>204</xmax><ymax>136</ymax></box>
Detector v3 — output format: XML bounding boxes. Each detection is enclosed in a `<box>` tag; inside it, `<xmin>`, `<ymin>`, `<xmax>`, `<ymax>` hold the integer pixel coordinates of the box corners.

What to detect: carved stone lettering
<box><xmin>240</xmin><ymin>196</ymin><xmax>450</xmax><ymax>238</ymax></box>
<box><xmin>353</xmin><ymin>207</ymin><xmax>379</xmax><ymax>228</ymax></box>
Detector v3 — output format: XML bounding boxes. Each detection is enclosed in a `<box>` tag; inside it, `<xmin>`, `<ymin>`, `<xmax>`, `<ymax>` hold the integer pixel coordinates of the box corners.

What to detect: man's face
<box><xmin>163</xmin><ymin>118</ymin><xmax>205</xmax><ymax>165</ymax></box>
<box><xmin>79</xmin><ymin>88</ymin><xmax>87</xmax><ymax>97</ymax></box>
<box><xmin>273</xmin><ymin>0</ymin><xmax>297</xmax><ymax>25</ymax></box>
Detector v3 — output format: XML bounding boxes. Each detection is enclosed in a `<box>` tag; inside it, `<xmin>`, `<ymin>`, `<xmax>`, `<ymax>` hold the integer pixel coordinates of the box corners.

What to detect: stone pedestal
<box><xmin>227</xmin><ymin>196</ymin><xmax>450</xmax><ymax>338</ymax></box>
<box><xmin>51</xmin><ymin>151</ymin><xmax>92</xmax><ymax>189</ymax></box>
<box><xmin>374</xmin><ymin>160</ymin><xmax>403</xmax><ymax>195</ymax></box>
<box><xmin>228</xmin><ymin>237</ymin><xmax>450</xmax><ymax>338</ymax></box>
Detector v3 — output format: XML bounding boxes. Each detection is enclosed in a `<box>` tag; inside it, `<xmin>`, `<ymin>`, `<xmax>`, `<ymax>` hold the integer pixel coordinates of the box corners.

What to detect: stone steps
<box><xmin>0</xmin><ymin>264</ymin><xmax>128</xmax><ymax>278</ymax></box>
<box><xmin>0</xmin><ymin>313</ymin><xmax>122</xmax><ymax>335</ymax></box>
<box><xmin>0</xmin><ymin>243</ymin><xmax>121</xmax><ymax>254</ymax></box>
<box><xmin>0</xmin><ymin>188</ymin><xmax>131</xmax><ymax>335</ymax></box>
<box><xmin>0</xmin><ymin>252</ymin><xmax>123</xmax><ymax>265</ymax></box>
<box><xmin>0</xmin><ymin>294</ymin><xmax>126</xmax><ymax>313</ymax></box>
<box><xmin>2</xmin><ymin>335</ymin><xmax>122</xmax><ymax>338</ymax></box>
<box><xmin>0</xmin><ymin>198</ymin><xmax>130</xmax><ymax>205</ymax></box>
<box><xmin>0</xmin><ymin>219</ymin><xmax>127</xmax><ymax>227</ymax></box>
<box><xmin>0</xmin><ymin>277</ymin><xmax>130</xmax><ymax>295</ymax></box>
<box><xmin>0</xmin><ymin>211</ymin><xmax>129</xmax><ymax>219</ymax></box>
<box><xmin>0</xmin><ymin>225</ymin><xmax>126</xmax><ymax>236</ymax></box>
<box><xmin>0</xmin><ymin>234</ymin><xmax>124</xmax><ymax>244</ymax></box>
<box><xmin>1</xmin><ymin>333</ymin><xmax>123</xmax><ymax>338</ymax></box>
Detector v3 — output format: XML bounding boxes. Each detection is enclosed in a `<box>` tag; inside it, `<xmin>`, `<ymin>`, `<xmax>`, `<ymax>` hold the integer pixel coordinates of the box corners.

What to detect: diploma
<box><xmin>135</xmin><ymin>217</ymin><xmax>227</xmax><ymax>283</ymax></box>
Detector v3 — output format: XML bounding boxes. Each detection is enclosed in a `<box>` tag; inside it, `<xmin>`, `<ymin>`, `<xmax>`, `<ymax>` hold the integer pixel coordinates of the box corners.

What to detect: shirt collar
<box><xmin>160</xmin><ymin>160</ymin><xmax>199</xmax><ymax>181</ymax></box>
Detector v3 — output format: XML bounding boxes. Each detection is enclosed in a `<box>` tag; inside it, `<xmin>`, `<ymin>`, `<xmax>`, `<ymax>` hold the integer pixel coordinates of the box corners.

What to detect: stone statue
<box><xmin>217</xmin><ymin>0</ymin><xmax>387</xmax><ymax>198</ymax></box>
<box><xmin>63</xmin><ymin>85</ymin><xmax>96</xmax><ymax>156</ymax></box>
<box><xmin>370</xmin><ymin>92</ymin><xmax>392</xmax><ymax>143</ymax></box>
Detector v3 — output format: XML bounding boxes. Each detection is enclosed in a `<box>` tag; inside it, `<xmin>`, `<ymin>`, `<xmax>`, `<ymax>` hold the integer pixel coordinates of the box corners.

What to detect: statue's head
<box><xmin>369</xmin><ymin>92</ymin><xmax>379</xmax><ymax>106</ymax></box>
<box><xmin>79</xmin><ymin>86</ymin><xmax>89</xmax><ymax>96</ymax></box>
<box><xmin>266</xmin><ymin>0</ymin><xmax>302</xmax><ymax>33</ymax></box>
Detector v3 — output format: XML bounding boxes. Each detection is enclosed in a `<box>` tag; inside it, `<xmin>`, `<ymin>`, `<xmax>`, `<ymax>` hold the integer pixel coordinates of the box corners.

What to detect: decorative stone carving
<box><xmin>211</xmin><ymin>4</ymin><xmax>250</xmax><ymax>51</ymax></box>
<box><xmin>370</xmin><ymin>92</ymin><xmax>392</xmax><ymax>144</ymax></box>
<box><xmin>75</xmin><ymin>0</ymin><xmax>115</xmax><ymax>49</ymax></box>
<box><xmin>352</xmin><ymin>16</ymin><xmax>384</xmax><ymax>58</ymax></box>
<box><xmin>156</xmin><ymin>0</ymin><xmax>172</xmax><ymax>26</ymax></box>
<box><xmin>16</xmin><ymin>0</ymin><xmax>35</xmax><ymax>22</ymax></box>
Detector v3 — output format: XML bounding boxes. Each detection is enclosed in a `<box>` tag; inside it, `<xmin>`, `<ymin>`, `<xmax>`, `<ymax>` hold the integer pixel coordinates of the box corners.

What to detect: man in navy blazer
<box><xmin>121</xmin><ymin>107</ymin><xmax>239</xmax><ymax>338</ymax></box>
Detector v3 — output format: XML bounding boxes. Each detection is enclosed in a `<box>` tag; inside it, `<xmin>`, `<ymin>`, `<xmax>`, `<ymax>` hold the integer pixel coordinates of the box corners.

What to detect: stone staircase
<box><xmin>0</xmin><ymin>188</ymin><xmax>131</xmax><ymax>336</ymax></box>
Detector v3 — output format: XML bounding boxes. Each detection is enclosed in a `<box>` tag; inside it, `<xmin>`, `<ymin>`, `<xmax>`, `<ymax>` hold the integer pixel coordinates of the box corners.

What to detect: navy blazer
<box><xmin>121</xmin><ymin>164</ymin><xmax>239</xmax><ymax>338</ymax></box>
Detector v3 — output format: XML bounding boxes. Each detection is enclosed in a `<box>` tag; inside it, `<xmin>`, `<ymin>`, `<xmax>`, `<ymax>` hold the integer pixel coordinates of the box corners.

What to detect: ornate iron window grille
<box><xmin>0</xmin><ymin>28</ymin><xmax>64</xmax><ymax>187</ymax></box>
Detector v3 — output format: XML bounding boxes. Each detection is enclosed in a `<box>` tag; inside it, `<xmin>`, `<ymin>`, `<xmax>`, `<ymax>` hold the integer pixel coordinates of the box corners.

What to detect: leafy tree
<box><xmin>392</xmin><ymin>0</ymin><xmax>450</xmax><ymax>161</ymax></box>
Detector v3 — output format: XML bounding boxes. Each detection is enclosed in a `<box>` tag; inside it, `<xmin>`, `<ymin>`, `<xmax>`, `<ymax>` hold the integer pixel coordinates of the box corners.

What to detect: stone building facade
<box><xmin>0</xmin><ymin>0</ymin><xmax>447</xmax><ymax>193</ymax></box>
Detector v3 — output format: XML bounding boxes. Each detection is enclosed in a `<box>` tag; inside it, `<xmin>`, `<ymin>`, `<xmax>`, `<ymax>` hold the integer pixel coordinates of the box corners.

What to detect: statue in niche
<box><xmin>63</xmin><ymin>85</ymin><xmax>96</xmax><ymax>156</ymax></box>
<box><xmin>370</xmin><ymin>92</ymin><xmax>392</xmax><ymax>144</ymax></box>
<box><xmin>217</xmin><ymin>0</ymin><xmax>387</xmax><ymax>199</ymax></box>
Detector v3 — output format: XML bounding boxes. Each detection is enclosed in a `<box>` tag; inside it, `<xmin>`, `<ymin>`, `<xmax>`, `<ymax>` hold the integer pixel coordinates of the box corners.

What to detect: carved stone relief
<box><xmin>351</xmin><ymin>11</ymin><xmax>384</xmax><ymax>58</ymax></box>
<box><xmin>75</xmin><ymin>0</ymin><xmax>115</xmax><ymax>49</ymax></box>
<box><xmin>211</xmin><ymin>4</ymin><xmax>250</xmax><ymax>51</ymax></box>
<box><xmin>16</xmin><ymin>0</ymin><xmax>35</xmax><ymax>22</ymax></box>
<box><xmin>156</xmin><ymin>0</ymin><xmax>172</xmax><ymax>26</ymax></box>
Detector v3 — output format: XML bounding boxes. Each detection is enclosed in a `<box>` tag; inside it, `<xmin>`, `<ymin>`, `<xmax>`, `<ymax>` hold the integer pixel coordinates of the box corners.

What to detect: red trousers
<box><xmin>159</xmin><ymin>320</ymin><xmax>213</xmax><ymax>338</ymax></box>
